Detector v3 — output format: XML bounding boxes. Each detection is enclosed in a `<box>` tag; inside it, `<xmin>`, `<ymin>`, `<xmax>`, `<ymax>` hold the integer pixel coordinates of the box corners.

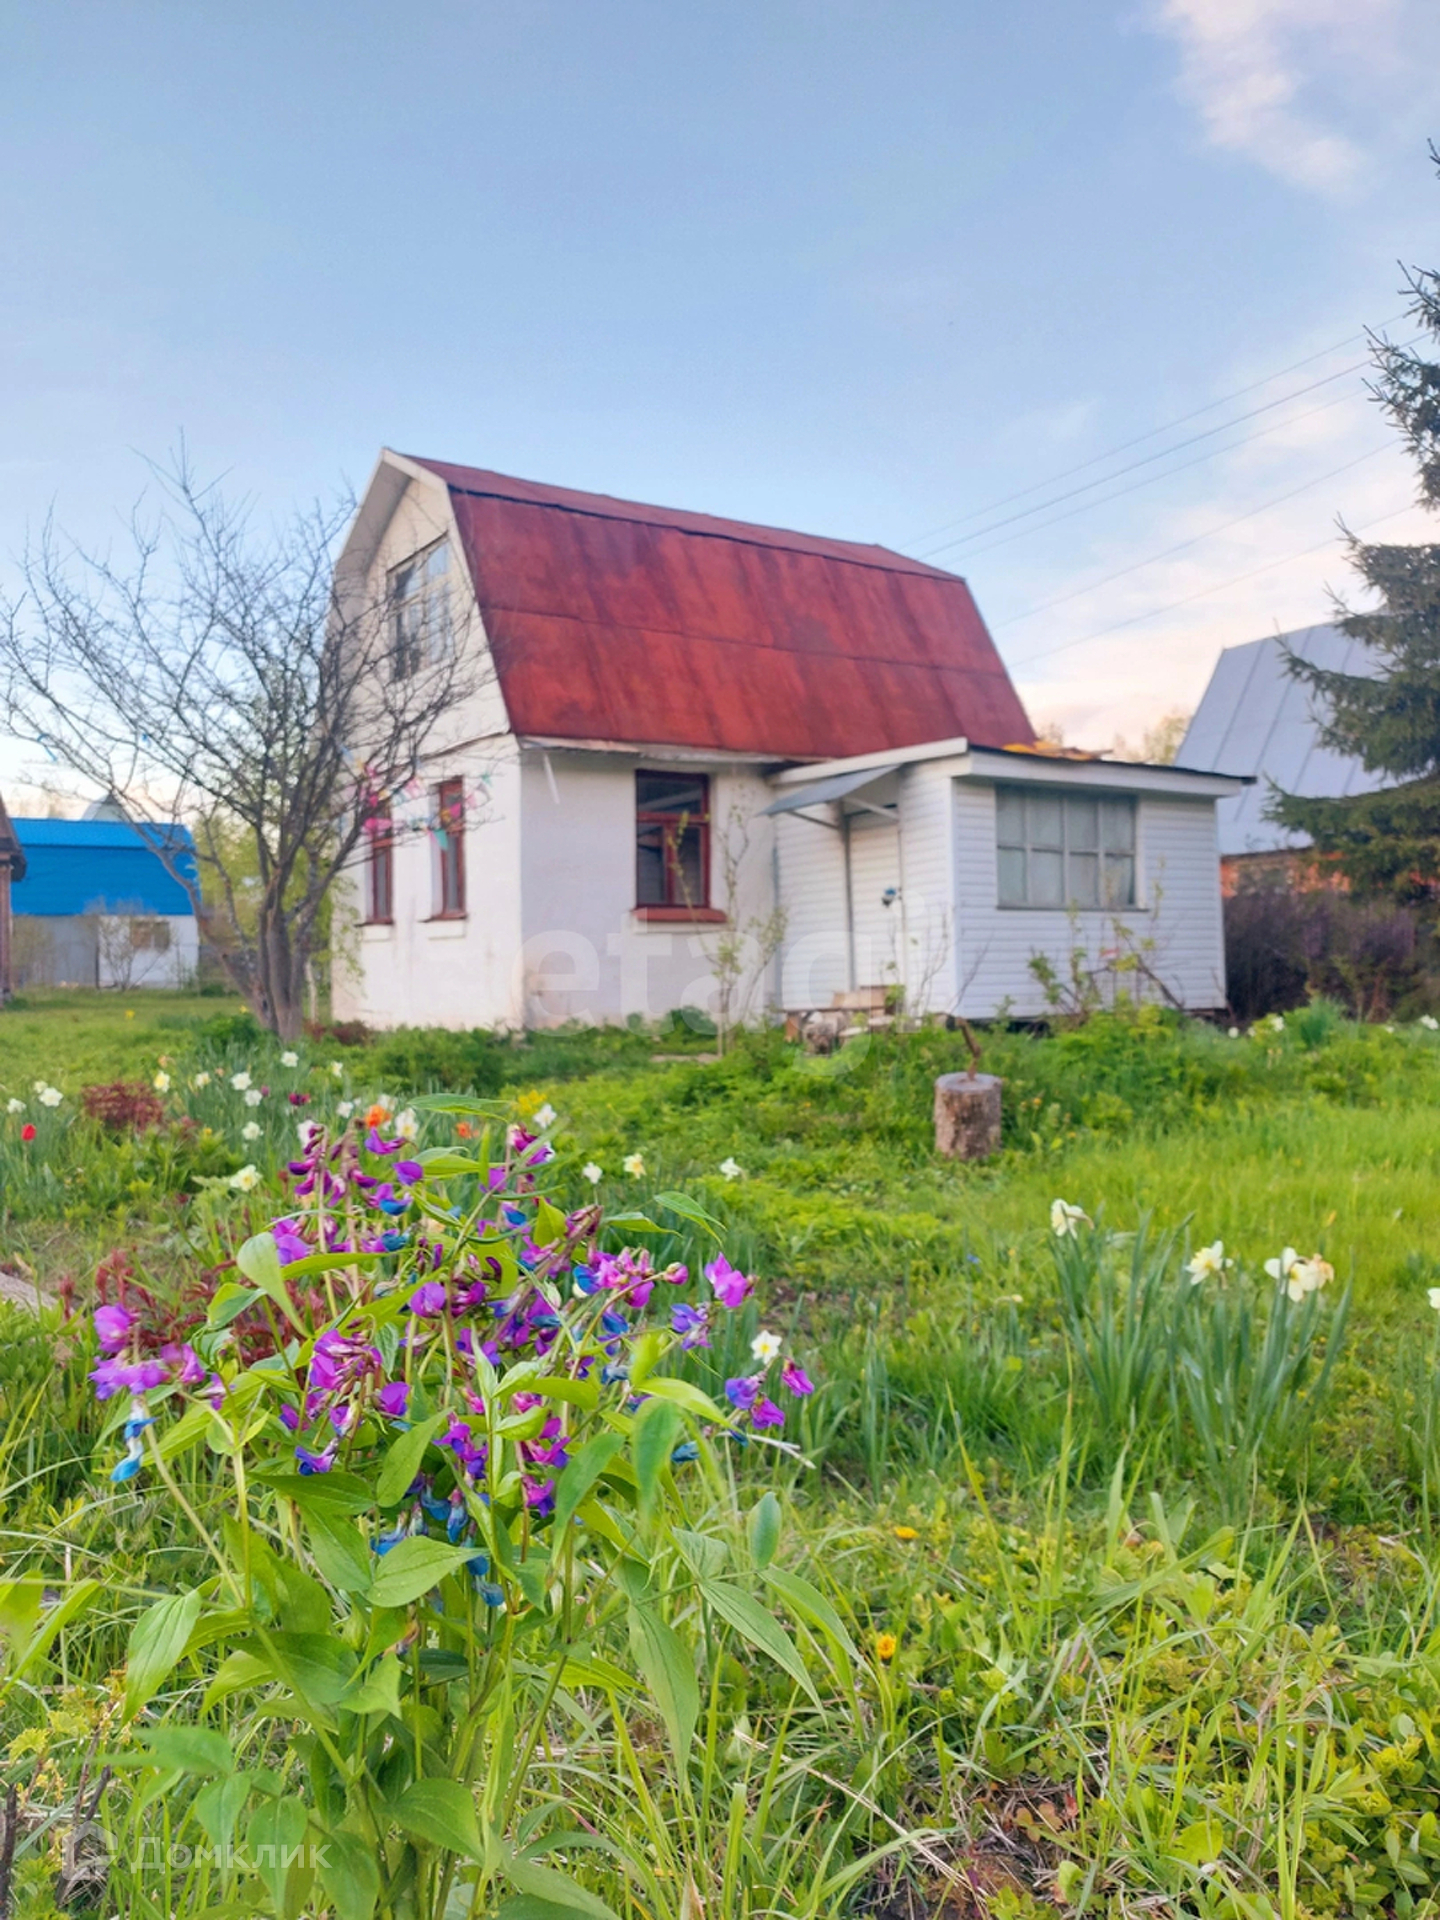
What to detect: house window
<box><xmin>636</xmin><ymin>772</ymin><xmax>710</xmax><ymax>908</ymax></box>
<box><xmin>433</xmin><ymin>777</ymin><xmax>466</xmax><ymax>918</ymax></box>
<box><xmin>130</xmin><ymin>918</ymin><xmax>172</xmax><ymax>953</ymax></box>
<box><xmin>391</xmin><ymin>538</ymin><xmax>453</xmax><ymax>679</ymax></box>
<box><xmin>365</xmin><ymin>797</ymin><xmax>394</xmax><ymax>924</ymax></box>
<box><xmin>996</xmin><ymin>787</ymin><xmax>1136</xmax><ymax>909</ymax></box>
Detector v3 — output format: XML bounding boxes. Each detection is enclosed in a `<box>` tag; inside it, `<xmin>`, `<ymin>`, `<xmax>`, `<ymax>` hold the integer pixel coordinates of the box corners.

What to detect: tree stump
<box><xmin>934</xmin><ymin>1073</ymin><xmax>1003</xmax><ymax>1160</ymax></box>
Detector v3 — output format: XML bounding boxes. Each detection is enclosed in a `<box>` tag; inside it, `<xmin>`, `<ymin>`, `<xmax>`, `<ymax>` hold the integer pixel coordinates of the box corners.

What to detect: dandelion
<box><xmin>893</xmin><ymin>1525</ymin><xmax>919</xmax><ymax>1542</ymax></box>
<box><xmin>329</xmin><ymin>1061</ymin><xmax>344</xmax><ymax>1079</ymax></box>
<box><xmin>231</xmin><ymin>1072</ymin><xmax>252</xmax><ymax>1092</ymax></box>
<box><xmin>1186</xmin><ymin>1241</ymin><xmax>1230</xmax><ymax>1285</ymax></box>
<box><xmin>243</xmin><ymin>1088</ymin><xmax>263</xmax><ymax>1108</ymax></box>
<box><xmin>241</xmin><ymin>1121</ymin><xmax>261</xmax><ymax>1141</ymax></box>
<box><xmin>153</xmin><ymin>1071</ymin><xmax>171</xmax><ymax>1093</ymax></box>
<box><xmin>751</xmin><ymin>1329</ymin><xmax>782</xmax><ymax>1364</ymax></box>
<box><xmin>124</xmin><ymin>1008</ymin><xmax>135</xmax><ymax>1019</ymax></box>
<box><xmin>5</xmin><ymin>1098</ymin><xmax>23</xmax><ymax>1115</ymax></box>
<box><xmin>623</xmin><ymin>1152</ymin><xmax>646</xmax><ymax>1177</ymax></box>
<box><xmin>38</xmin><ymin>1086</ymin><xmax>62</xmax><ymax>1108</ymax></box>
<box><xmin>229</xmin><ymin>1164</ymin><xmax>261</xmax><ymax>1192</ymax></box>
<box><xmin>533</xmin><ymin>1102</ymin><xmax>557</xmax><ymax>1129</ymax></box>
<box><xmin>719</xmin><ymin>1156</ymin><xmax>743</xmax><ymax>1180</ymax></box>
<box><xmin>1050</xmin><ymin>1198</ymin><xmax>1087</xmax><ymax>1237</ymax></box>
<box><xmin>191</xmin><ymin>1071</ymin><xmax>211</xmax><ymax>1089</ymax></box>
<box><xmin>582</xmin><ymin>1162</ymin><xmax>603</xmax><ymax>1185</ymax></box>
<box><xmin>280</xmin><ymin>1050</ymin><xmax>299</xmax><ymax>1067</ymax></box>
<box><xmin>874</xmin><ymin>1633</ymin><xmax>898</xmax><ymax>1662</ymax></box>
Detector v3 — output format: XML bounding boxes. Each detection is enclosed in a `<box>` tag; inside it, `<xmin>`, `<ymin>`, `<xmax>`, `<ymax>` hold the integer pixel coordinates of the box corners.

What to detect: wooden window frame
<box><xmin>365</xmin><ymin>797</ymin><xmax>395</xmax><ymax>926</ymax></box>
<box><xmin>431</xmin><ymin>777</ymin><xmax>467</xmax><ymax>920</ymax></box>
<box><xmin>995</xmin><ymin>786</ymin><xmax>1137</xmax><ymax>911</ymax></box>
<box><xmin>635</xmin><ymin>772</ymin><xmax>716</xmax><ymax>918</ymax></box>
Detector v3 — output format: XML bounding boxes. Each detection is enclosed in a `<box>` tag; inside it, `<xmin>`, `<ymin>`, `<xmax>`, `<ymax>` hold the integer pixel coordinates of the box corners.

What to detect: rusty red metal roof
<box><xmin>408</xmin><ymin>458</ymin><xmax>1034</xmax><ymax>759</ymax></box>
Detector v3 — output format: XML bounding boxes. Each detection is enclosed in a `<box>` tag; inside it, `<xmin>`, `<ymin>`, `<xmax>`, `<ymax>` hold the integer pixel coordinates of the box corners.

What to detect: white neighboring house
<box><xmin>332</xmin><ymin>451</ymin><xmax>1245</xmax><ymax>1030</ymax></box>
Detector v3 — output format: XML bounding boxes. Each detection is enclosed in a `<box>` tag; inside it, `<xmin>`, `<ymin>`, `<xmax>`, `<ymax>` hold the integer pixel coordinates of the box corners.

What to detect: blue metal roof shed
<box><xmin>10</xmin><ymin>819</ymin><xmax>198</xmax><ymax>918</ymax></box>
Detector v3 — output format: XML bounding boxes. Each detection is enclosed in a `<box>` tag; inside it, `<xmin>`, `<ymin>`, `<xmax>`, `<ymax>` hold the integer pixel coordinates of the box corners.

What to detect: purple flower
<box><xmin>296</xmin><ymin>1441</ymin><xmax>338</xmax><ymax>1474</ymax></box>
<box><xmin>89</xmin><ymin>1356</ymin><xmax>169</xmax><ymax>1401</ymax></box>
<box><xmin>395</xmin><ymin>1159</ymin><xmax>424</xmax><ymax>1185</ymax></box>
<box><xmin>705</xmin><ymin>1255</ymin><xmax>754</xmax><ymax>1310</ymax></box>
<box><xmin>279</xmin><ymin>1404</ymin><xmax>300</xmax><ymax>1432</ymax></box>
<box><xmin>671</xmin><ymin>1302</ymin><xmax>711</xmax><ymax>1351</ymax></box>
<box><xmin>93</xmin><ymin>1303</ymin><xmax>134</xmax><ymax>1353</ymax></box>
<box><xmin>366</xmin><ymin>1129</ymin><xmax>402</xmax><ymax>1156</ymax></box>
<box><xmin>272</xmin><ymin>1218</ymin><xmax>310</xmax><ymax>1265</ymax></box>
<box><xmin>161</xmin><ymin>1342</ymin><xmax>207</xmax><ymax>1387</ymax></box>
<box><xmin>724</xmin><ymin>1374</ymin><xmax>761</xmax><ymax>1412</ymax></box>
<box><xmin>408</xmin><ymin>1280</ymin><xmax>448</xmax><ymax>1318</ymax></box>
<box><xmin>288</xmin><ymin>1091</ymin><xmax>312</xmax><ymax>1107</ymax></box>
<box><xmin>377</xmin><ymin>1380</ymin><xmax>411</xmax><ymax>1419</ymax></box>
<box><xmin>751</xmin><ymin>1397</ymin><xmax>786</xmax><ymax>1430</ymax></box>
<box><xmin>781</xmin><ymin>1359</ymin><xmax>815</xmax><ymax>1397</ymax></box>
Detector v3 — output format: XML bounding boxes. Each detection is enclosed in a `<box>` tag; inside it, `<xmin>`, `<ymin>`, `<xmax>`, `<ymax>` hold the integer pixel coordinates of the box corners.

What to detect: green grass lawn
<box><xmin>5</xmin><ymin>991</ymin><xmax>1440</xmax><ymax>1916</ymax></box>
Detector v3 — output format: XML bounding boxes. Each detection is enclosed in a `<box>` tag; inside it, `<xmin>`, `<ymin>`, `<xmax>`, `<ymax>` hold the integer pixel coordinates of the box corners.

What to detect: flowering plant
<box><xmin>88</xmin><ymin>1096</ymin><xmax>817</xmax><ymax>1918</ymax></box>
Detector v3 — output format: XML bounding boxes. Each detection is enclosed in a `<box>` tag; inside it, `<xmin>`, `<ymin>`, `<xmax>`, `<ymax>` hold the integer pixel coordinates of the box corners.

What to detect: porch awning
<box><xmin>762</xmin><ymin>764</ymin><xmax>899</xmax><ymax>816</ymax></box>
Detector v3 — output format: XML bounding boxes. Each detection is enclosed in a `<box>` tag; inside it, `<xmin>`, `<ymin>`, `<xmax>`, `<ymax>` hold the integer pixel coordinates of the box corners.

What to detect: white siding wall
<box><xmin>775</xmin><ymin>811</ymin><xmax>849</xmax><ymax>1008</ymax></box>
<box><xmin>952</xmin><ymin>779</ymin><xmax>1226</xmax><ymax>1017</ymax></box>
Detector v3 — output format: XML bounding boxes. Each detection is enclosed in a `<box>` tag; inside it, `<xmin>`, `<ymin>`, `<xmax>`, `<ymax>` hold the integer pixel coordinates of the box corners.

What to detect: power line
<box><xmin>992</xmin><ymin>444</ymin><xmax>1391</xmax><ymax>627</ymax></box>
<box><xmin>899</xmin><ymin>311</ymin><xmax>1409</xmax><ymax>553</ymax></box>
<box><xmin>916</xmin><ymin>355</ymin><xmax>1384</xmax><ymax>561</ymax></box>
<box><xmin>1007</xmin><ymin>499</ymin><xmax>1423</xmax><ymax>674</ymax></box>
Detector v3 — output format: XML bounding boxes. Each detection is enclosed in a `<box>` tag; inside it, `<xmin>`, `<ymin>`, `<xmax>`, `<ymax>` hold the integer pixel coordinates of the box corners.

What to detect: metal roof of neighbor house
<box><xmin>1179</xmin><ymin>625</ymin><xmax>1385</xmax><ymax>856</ymax></box>
<box><xmin>11</xmin><ymin>819</ymin><xmax>198</xmax><ymax>918</ymax></box>
<box><xmin>407</xmin><ymin>458</ymin><xmax>1035</xmax><ymax>759</ymax></box>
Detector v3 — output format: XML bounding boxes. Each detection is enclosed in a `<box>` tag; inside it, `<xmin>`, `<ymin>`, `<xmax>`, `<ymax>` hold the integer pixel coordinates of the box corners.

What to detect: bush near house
<box><xmin>6</xmin><ymin>993</ymin><xmax>1440</xmax><ymax>1914</ymax></box>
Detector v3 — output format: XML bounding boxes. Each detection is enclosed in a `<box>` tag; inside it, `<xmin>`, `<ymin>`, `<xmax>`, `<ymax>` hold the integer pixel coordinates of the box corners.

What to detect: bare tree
<box><xmin>0</xmin><ymin>454</ymin><xmax>473</xmax><ymax>1037</ymax></box>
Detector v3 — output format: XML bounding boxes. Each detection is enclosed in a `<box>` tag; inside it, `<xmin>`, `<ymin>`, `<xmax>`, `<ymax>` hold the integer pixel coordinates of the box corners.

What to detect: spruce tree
<box><xmin>1272</xmin><ymin>150</ymin><xmax>1440</xmax><ymax>901</ymax></box>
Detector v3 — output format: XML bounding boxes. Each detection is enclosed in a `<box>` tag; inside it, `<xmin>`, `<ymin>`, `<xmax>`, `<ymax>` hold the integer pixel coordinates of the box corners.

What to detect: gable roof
<box><xmin>1179</xmin><ymin>625</ymin><xmax>1386</xmax><ymax>856</ymax></box>
<box><xmin>11</xmin><ymin>818</ymin><xmax>198</xmax><ymax>918</ymax></box>
<box><xmin>402</xmin><ymin>457</ymin><xmax>1035</xmax><ymax>759</ymax></box>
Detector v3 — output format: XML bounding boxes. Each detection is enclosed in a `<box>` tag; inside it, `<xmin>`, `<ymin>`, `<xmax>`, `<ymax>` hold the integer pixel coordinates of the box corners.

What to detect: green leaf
<box><xmin>338</xmin><ymin>1652</ymin><xmax>403</xmax><ymax>1718</ymax></box>
<box><xmin>654</xmin><ymin>1190</ymin><xmax>724</xmax><ymax>1239</ymax></box>
<box><xmin>368</xmin><ymin>1536</ymin><xmax>477</xmax><ymax>1608</ymax></box>
<box><xmin>236</xmin><ymin>1230</ymin><xmax>306</xmax><ymax>1332</ymax></box>
<box><xmin>698</xmin><ymin>1578</ymin><xmax>819</xmax><ymax>1704</ymax></box>
<box><xmin>553</xmin><ymin>1431</ymin><xmax>625</xmax><ymax>1540</ymax></box>
<box><xmin>246</xmin><ymin>1795</ymin><xmax>308</xmax><ymax>1907</ymax></box>
<box><xmin>530</xmin><ymin>1375</ymin><xmax>601</xmax><ymax>1412</ymax></box>
<box><xmin>318</xmin><ymin>1829</ymin><xmax>381</xmax><ymax>1920</ymax></box>
<box><xmin>206</xmin><ymin>1282</ymin><xmax>262</xmax><ymax>1329</ymax></box>
<box><xmin>598</xmin><ymin>1211</ymin><xmax>664</xmax><ymax>1233</ymax></box>
<box><xmin>761</xmin><ymin>1566</ymin><xmax>860</xmax><ymax>1675</ymax></box>
<box><xmin>124</xmin><ymin>1588</ymin><xmax>203</xmax><ymax>1720</ymax></box>
<box><xmin>632</xmin><ymin>1399</ymin><xmax>683</xmax><ymax>1518</ymax></box>
<box><xmin>305</xmin><ymin>1512</ymin><xmax>374</xmax><ymax>1594</ymax></box>
<box><xmin>256</xmin><ymin>1470</ymin><xmax>375</xmax><ymax>1516</ymax></box>
<box><xmin>280</xmin><ymin>1251</ymin><xmax>382</xmax><ymax>1278</ymax></box>
<box><xmin>637</xmin><ymin>1375</ymin><xmax>726</xmax><ymax>1423</ymax></box>
<box><xmin>193</xmin><ymin>1773</ymin><xmax>251</xmax><ymax>1851</ymax></box>
<box><xmin>375</xmin><ymin>1412</ymin><xmax>446</xmax><ymax>1507</ymax></box>
<box><xmin>12</xmin><ymin>1578</ymin><xmax>101</xmax><ymax>1679</ymax></box>
<box><xmin>413</xmin><ymin>1153</ymin><xmax>484</xmax><ymax>1178</ymax></box>
<box><xmin>411</xmin><ymin>1094</ymin><xmax>506</xmax><ymax>1115</ymax></box>
<box><xmin>532</xmin><ymin>1198</ymin><xmax>568</xmax><ymax>1247</ymax></box>
<box><xmin>503</xmin><ymin>1848</ymin><xmax>618</xmax><ymax>1918</ymax></box>
<box><xmin>262</xmin><ymin>1631</ymin><xmax>358</xmax><ymax>1707</ymax></box>
<box><xmin>390</xmin><ymin>1779</ymin><xmax>485</xmax><ymax>1861</ymax></box>
<box><xmin>749</xmin><ymin>1492</ymin><xmax>782</xmax><ymax>1569</ymax></box>
<box><xmin>627</xmin><ymin>1604</ymin><xmax>698</xmax><ymax>1764</ymax></box>
<box><xmin>136</xmin><ymin>1725</ymin><xmax>234</xmax><ymax>1775</ymax></box>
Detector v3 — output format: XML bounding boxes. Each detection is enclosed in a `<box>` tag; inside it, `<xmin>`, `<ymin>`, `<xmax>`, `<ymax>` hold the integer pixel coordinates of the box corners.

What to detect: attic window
<box><xmin>996</xmin><ymin>787</ymin><xmax>1135</xmax><ymax>909</ymax></box>
<box><xmin>636</xmin><ymin>772</ymin><xmax>711</xmax><ymax>911</ymax></box>
<box><xmin>391</xmin><ymin>538</ymin><xmax>453</xmax><ymax>679</ymax></box>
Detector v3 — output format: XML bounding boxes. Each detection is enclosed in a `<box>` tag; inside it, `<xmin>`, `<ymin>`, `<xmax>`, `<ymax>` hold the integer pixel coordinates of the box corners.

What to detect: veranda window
<box><xmin>996</xmin><ymin>787</ymin><xmax>1136</xmax><ymax>909</ymax></box>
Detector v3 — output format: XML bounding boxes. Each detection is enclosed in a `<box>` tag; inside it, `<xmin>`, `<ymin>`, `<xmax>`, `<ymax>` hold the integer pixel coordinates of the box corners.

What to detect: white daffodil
<box><xmin>1050</xmin><ymin>1198</ymin><xmax>1087</xmax><ymax>1237</ymax></box>
<box><xmin>336</xmin><ymin>1099</ymin><xmax>355</xmax><ymax>1118</ymax></box>
<box><xmin>280</xmin><ymin>1050</ymin><xmax>299</xmax><ymax>1067</ymax></box>
<box><xmin>1227</xmin><ymin>1026</ymin><xmax>1240</xmax><ymax>1039</ymax></box>
<box><xmin>243</xmin><ymin>1088</ymin><xmax>263</xmax><ymax>1108</ymax></box>
<box><xmin>394</xmin><ymin>1108</ymin><xmax>419</xmax><ymax>1142</ymax></box>
<box><xmin>533</xmin><ymin>1102</ymin><xmax>557</xmax><ymax>1129</ymax></box>
<box><xmin>1291</xmin><ymin>1254</ymin><xmax>1333</xmax><ymax>1301</ymax></box>
<box><xmin>329</xmin><ymin>1060</ymin><xmax>345</xmax><ymax>1079</ymax></box>
<box><xmin>191</xmin><ymin>1071</ymin><xmax>211</xmax><ymax>1089</ymax></box>
<box><xmin>1422</xmin><ymin>1015</ymin><xmax>1439</xmax><ymax>1031</ymax></box>
<box><xmin>1264</xmin><ymin>1247</ymin><xmax>1302</xmax><ymax>1287</ymax></box>
<box><xmin>751</xmin><ymin>1330</ymin><xmax>782</xmax><ymax>1363</ymax></box>
<box><xmin>1268</xmin><ymin>1013</ymin><xmax>1286</xmax><ymax>1033</ymax></box>
<box><xmin>1186</xmin><ymin>1241</ymin><xmax>1229</xmax><ymax>1285</ymax></box>
<box><xmin>582</xmin><ymin>1162</ymin><xmax>603</xmax><ymax>1185</ymax></box>
<box><xmin>623</xmin><ymin>1152</ymin><xmax>646</xmax><ymax>1177</ymax></box>
<box><xmin>229</xmin><ymin>1163</ymin><xmax>261</xmax><ymax>1192</ymax></box>
<box><xmin>230</xmin><ymin>1071</ymin><xmax>252</xmax><ymax>1092</ymax></box>
<box><xmin>720</xmin><ymin>1156</ymin><xmax>743</xmax><ymax>1180</ymax></box>
<box><xmin>6</xmin><ymin>1098</ymin><xmax>24</xmax><ymax>1115</ymax></box>
<box><xmin>38</xmin><ymin>1086</ymin><xmax>62</xmax><ymax>1108</ymax></box>
<box><xmin>32</xmin><ymin>1080</ymin><xmax>46</xmax><ymax>1094</ymax></box>
<box><xmin>153</xmin><ymin>1071</ymin><xmax>171</xmax><ymax>1093</ymax></box>
<box><xmin>1429</xmin><ymin>1287</ymin><xmax>1440</xmax><ymax>1312</ymax></box>
<box><xmin>241</xmin><ymin>1121</ymin><xmax>261</xmax><ymax>1141</ymax></box>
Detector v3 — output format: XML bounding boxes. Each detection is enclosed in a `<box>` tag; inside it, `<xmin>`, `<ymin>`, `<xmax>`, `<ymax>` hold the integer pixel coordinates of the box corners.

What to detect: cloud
<box><xmin>1151</xmin><ymin>0</ymin><xmax>1401</xmax><ymax>193</ymax></box>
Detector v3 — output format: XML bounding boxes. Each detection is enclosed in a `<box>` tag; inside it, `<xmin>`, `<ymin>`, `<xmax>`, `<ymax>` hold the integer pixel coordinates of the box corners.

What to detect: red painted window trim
<box><xmin>435</xmin><ymin>777</ymin><xmax>467</xmax><ymax>918</ymax></box>
<box><xmin>365</xmin><ymin>796</ymin><xmax>395</xmax><ymax>925</ymax></box>
<box><xmin>633</xmin><ymin>905</ymin><xmax>728</xmax><ymax>924</ymax></box>
<box><xmin>635</xmin><ymin>772</ymin><xmax>711</xmax><ymax>910</ymax></box>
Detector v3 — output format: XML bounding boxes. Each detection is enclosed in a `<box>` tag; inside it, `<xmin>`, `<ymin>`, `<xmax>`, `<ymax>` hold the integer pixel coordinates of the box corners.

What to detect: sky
<box><xmin>2</xmin><ymin>0</ymin><xmax>1439</xmax><ymax>801</ymax></box>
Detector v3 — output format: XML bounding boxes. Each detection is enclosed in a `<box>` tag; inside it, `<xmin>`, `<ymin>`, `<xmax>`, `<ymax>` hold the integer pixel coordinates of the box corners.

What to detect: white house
<box><xmin>332</xmin><ymin>451</ymin><xmax>1245</xmax><ymax>1030</ymax></box>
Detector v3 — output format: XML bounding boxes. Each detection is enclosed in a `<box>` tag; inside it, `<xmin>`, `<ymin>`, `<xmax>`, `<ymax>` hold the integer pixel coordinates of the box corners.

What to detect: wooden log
<box><xmin>933</xmin><ymin>1072</ymin><xmax>1003</xmax><ymax>1160</ymax></box>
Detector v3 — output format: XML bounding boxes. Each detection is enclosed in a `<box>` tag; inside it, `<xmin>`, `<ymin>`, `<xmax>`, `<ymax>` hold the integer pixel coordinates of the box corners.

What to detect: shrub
<box><xmin>1224</xmin><ymin>877</ymin><xmax>1436</xmax><ymax>1021</ymax></box>
<box><xmin>79</xmin><ymin>1080</ymin><xmax>165</xmax><ymax>1133</ymax></box>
